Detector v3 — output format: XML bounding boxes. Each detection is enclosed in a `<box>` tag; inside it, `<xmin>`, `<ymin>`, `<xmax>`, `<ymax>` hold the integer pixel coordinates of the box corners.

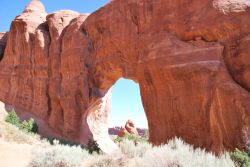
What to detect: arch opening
<box><xmin>108</xmin><ymin>78</ymin><xmax>148</xmax><ymax>129</ymax></box>
<box><xmin>108</xmin><ymin>78</ymin><xmax>148</xmax><ymax>136</ymax></box>
<box><xmin>86</xmin><ymin>77</ymin><xmax>149</xmax><ymax>153</ymax></box>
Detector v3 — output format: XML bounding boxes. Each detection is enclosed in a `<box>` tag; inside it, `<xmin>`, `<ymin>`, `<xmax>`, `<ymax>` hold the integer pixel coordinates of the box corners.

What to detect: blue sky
<box><xmin>110</xmin><ymin>79</ymin><xmax>147</xmax><ymax>128</ymax></box>
<box><xmin>0</xmin><ymin>0</ymin><xmax>109</xmax><ymax>32</ymax></box>
<box><xmin>0</xmin><ymin>0</ymin><xmax>148</xmax><ymax>128</ymax></box>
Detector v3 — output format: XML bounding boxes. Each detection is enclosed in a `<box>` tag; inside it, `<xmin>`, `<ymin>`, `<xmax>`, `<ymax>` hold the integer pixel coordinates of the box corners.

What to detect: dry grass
<box><xmin>0</xmin><ymin>120</ymin><xmax>43</xmax><ymax>145</ymax></box>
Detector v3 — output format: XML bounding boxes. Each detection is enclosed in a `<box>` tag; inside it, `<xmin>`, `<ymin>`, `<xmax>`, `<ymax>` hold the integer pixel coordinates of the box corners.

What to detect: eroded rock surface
<box><xmin>0</xmin><ymin>0</ymin><xmax>250</xmax><ymax>153</ymax></box>
<box><xmin>117</xmin><ymin>120</ymin><xmax>139</xmax><ymax>137</ymax></box>
<box><xmin>125</xmin><ymin>120</ymin><xmax>138</xmax><ymax>135</ymax></box>
<box><xmin>0</xmin><ymin>33</ymin><xmax>7</xmax><ymax>61</ymax></box>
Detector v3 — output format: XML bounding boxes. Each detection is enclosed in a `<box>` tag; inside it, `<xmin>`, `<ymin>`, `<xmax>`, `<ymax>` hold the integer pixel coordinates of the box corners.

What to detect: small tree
<box><xmin>87</xmin><ymin>139</ymin><xmax>100</xmax><ymax>154</ymax></box>
<box><xmin>19</xmin><ymin>118</ymin><xmax>38</xmax><ymax>133</ymax></box>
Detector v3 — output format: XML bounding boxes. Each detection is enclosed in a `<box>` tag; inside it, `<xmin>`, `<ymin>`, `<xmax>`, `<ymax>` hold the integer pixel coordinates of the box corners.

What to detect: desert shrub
<box><xmin>29</xmin><ymin>143</ymin><xmax>89</xmax><ymax>167</ymax></box>
<box><xmin>114</xmin><ymin>133</ymin><xmax>147</xmax><ymax>144</ymax></box>
<box><xmin>5</xmin><ymin>110</ymin><xmax>20</xmax><ymax>126</ymax></box>
<box><xmin>134</xmin><ymin>143</ymin><xmax>180</xmax><ymax>167</ymax></box>
<box><xmin>19</xmin><ymin>118</ymin><xmax>38</xmax><ymax>133</ymax></box>
<box><xmin>118</xmin><ymin>139</ymin><xmax>152</xmax><ymax>158</ymax></box>
<box><xmin>135</xmin><ymin>138</ymin><xmax>235</xmax><ymax>167</ymax></box>
<box><xmin>87</xmin><ymin>139</ymin><xmax>101</xmax><ymax>154</ymax></box>
<box><xmin>83</xmin><ymin>140</ymin><xmax>149</xmax><ymax>166</ymax></box>
<box><xmin>82</xmin><ymin>153</ymin><xmax>137</xmax><ymax>167</ymax></box>
<box><xmin>231</xmin><ymin>148</ymin><xmax>250</xmax><ymax>167</ymax></box>
<box><xmin>85</xmin><ymin>138</ymin><xmax>234</xmax><ymax>167</ymax></box>
<box><xmin>5</xmin><ymin>110</ymin><xmax>38</xmax><ymax>133</ymax></box>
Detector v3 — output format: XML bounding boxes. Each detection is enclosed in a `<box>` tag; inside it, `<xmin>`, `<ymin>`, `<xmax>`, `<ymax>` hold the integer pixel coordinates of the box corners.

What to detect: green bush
<box><xmin>87</xmin><ymin>139</ymin><xmax>100</xmax><ymax>154</ymax></box>
<box><xmin>5</xmin><ymin>110</ymin><xmax>21</xmax><ymax>126</ymax></box>
<box><xmin>19</xmin><ymin>118</ymin><xmax>38</xmax><ymax>133</ymax></box>
<box><xmin>5</xmin><ymin>110</ymin><xmax>38</xmax><ymax>134</ymax></box>
<box><xmin>231</xmin><ymin>148</ymin><xmax>250</xmax><ymax>167</ymax></box>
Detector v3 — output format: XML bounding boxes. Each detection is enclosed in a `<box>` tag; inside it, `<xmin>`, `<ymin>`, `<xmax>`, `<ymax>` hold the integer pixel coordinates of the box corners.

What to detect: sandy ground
<box><xmin>0</xmin><ymin>101</ymin><xmax>33</xmax><ymax>167</ymax></box>
<box><xmin>0</xmin><ymin>101</ymin><xmax>7</xmax><ymax>121</ymax></box>
<box><xmin>0</xmin><ymin>139</ymin><xmax>33</xmax><ymax>167</ymax></box>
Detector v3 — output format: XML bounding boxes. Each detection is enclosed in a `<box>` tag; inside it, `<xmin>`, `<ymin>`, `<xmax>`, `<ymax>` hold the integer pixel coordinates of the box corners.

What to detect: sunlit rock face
<box><xmin>0</xmin><ymin>0</ymin><xmax>49</xmax><ymax>119</ymax></box>
<box><xmin>1</xmin><ymin>0</ymin><xmax>250</xmax><ymax>153</ymax></box>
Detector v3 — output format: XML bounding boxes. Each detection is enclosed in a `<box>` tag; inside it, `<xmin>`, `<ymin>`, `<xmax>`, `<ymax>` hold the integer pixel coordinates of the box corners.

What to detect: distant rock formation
<box><xmin>117</xmin><ymin>127</ymin><xmax>126</xmax><ymax>137</ymax></box>
<box><xmin>125</xmin><ymin>120</ymin><xmax>138</xmax><ymax>135</ymax></box>
<box><xmin>109</xmin><ymin>126</ymin><xmax>147</xmax><ymax>137</ymax></box>
<box><xmin>116</xmin><ymin>120</ymin><xmax>140</xmax><ymax>137</ymax></box>
<box><xmin>1</xmin><ymin>0</ymin><xmax>250</xmax><ymax>153</ymax></box>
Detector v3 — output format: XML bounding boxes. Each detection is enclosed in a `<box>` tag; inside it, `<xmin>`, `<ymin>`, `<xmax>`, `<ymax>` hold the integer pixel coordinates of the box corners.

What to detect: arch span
<box><xmin>80</xmin><ymin>0</ymin><xmax>250</xmax><ymax>153</ymax></box>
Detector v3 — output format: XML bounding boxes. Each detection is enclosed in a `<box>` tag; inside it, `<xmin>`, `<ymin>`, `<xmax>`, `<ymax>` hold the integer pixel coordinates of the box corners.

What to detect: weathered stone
<box><xmin>46</xmin><ymin>10</ymin><xmax>80</xmax><ymax>139</ymax></box>
<box><xmin>125</xmin><ymin>120</ymin><xmax>138</xmax><ymax>135</ymax></box>
<box><xmin>117</xmin><ymin>120</ymin><xmax>139</xmax><ymax>137</ymax></box>
<box><xmin>60</xmin><ymin>13</ymin><xmax>91</xmax><ymax>142</ymax></box>
<box><xmin>0</xmin><ymin>33</ymin><xmax>7</xmax><ymax>61</ymax></box>
<box><xmin>0</xmin><ymin>0</ymin><xmax>49</xmax><ymax>119</ymax></box>
<box><xmin>0</xmin><ymin>0</ymin><xmax>250</xmax><ymax>154</ymax></box>
<box><xmin>86</xmin><ymin>89</ymin><xmax>119</xmax><ymax>154</ymax></box>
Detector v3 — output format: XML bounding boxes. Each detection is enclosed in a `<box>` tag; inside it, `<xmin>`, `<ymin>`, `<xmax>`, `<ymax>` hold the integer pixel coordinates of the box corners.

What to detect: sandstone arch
<box><xmin>0</xmin><ymin>0</ymin><xmax>250</xmax><ymax>153</ymax></box>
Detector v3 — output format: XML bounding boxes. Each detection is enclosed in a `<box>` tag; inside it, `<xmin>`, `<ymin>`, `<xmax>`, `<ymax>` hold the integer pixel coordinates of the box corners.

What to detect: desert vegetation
<box><xmin>0</xmin><ymin>111</ymin><xmax>249</xmax><ymax>167</ymax></box>
<box><xmin>5</xmin><ymin>110</ymin><xmax>38</xmax><ymax>133</ymax></box>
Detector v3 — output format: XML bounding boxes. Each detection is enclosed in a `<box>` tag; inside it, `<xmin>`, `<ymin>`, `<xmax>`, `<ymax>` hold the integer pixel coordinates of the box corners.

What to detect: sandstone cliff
<box><xmin>0</xmin><ymin>33</ymin><xmax>7</xmax><ymax>61</ymax></box>
<box><xmin>0</xmin><ymin>0</ymin><xmax>250</xmax><ymax>153</ymax></box>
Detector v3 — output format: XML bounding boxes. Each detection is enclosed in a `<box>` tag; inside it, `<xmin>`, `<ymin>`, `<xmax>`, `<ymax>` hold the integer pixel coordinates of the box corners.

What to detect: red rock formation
<box><xmin>60</xmin><ymin>13</ymin><xmax>91</xmax><ymax>142</ymax></box>
<box><xmin>125</xmin><ymin>120</ymin><xmax>138</xmax><ymax>135</ymax></box>
<box><xmin>117</xmin><ymin>120</ymin><xmax>139</xmax><ymax>137</ymax></box>
<box><xmin>117</xmin><ymin>128</ymin><xmax>126</xmax><ymax>137</ymax></box>
<box><xmin>86</xmin><ymin>89</ymin><xmax>119</xmax><ymax>153</ymax></box>
<box><xmin>1</xmin><ymin>0</ymin><xmax>250</xmax><ymax>153</ymax></box>
<box><xmin>46</xmin><ymin>10</ymin><xmax>80</xmax><ymax>139</ymax></box>
<box><xmin>0</xmin><ymin>33</ymin><xmax>7</xmax><ymax>60</ymax></box>
<box><xmin>0</xmin><ymin>0</ymin><xmax>49</xmax><ymax>119</ymax></box>
<box><xmin>83</xmin><ymin>0</ymin><xmax>250</xmax><ymax>153</ymax></box>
